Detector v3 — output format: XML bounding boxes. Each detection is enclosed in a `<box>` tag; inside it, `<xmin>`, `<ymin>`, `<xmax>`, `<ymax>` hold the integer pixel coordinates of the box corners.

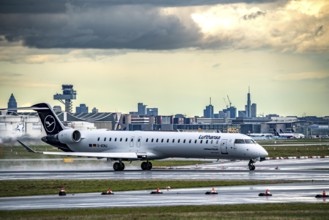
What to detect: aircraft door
<box><xmin>220</xmin><ymin>139</ymin><xmax>228</xmax><ymax>154</ymax></box>
<box><xmin>137</xmin><ymin>136</ymin><xmax>142</xmax><ymax>148</ymax></box>
<box><xmin>129</xmin><ymin>136</ymin><xmax>134</xmax><ymax>148</ymax></box>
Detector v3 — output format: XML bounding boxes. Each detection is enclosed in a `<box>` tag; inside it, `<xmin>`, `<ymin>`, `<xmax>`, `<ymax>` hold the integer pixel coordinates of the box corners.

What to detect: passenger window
<box><xmin>114</xmin><ymin>138</ymin><xmax>117</xmax><ymax>142</ymax></box>
<box><xmin>167</xmin><ymin>139</ymin><xmax>169</xmax><ymax>143</ymax></box>
<box><xmin>104</xmin><ymin>138</ymin><xmax>106</xmax><ymax>141</ymax></box>
<box><xmin>210</xmin><ymin>140</ymin><xmax>213</xmax><ymax>144</ymax></box>
<box><xmin>156</xmin><ymin>139</ymin><xmax>159</xmax><ymax>143</ymax></box>
<box><xmin>97</xmin><ymin>137</ymin><xmax>100</xmax><ymax>141</ymax></box>
<box><xmin>161</xmin><ymin>139</ymin><xmax>164</xmax><ymax>143</ymax></box>
<box><xmin>200</xmin><ymin>140</ymin><xmax>203</xmax><ymax>144</ymax></box>
<box><xmin>151</xmin><ymin>138</ymin><xmax>154</xmax><ymax>143</ymax></box>
<box><xmin>183</xmin><ymin>139</ymin><xmax>186</xmax><ymax>143</ymax></box>
<box><xmin>126</xmin><ymin>138</ymin><xmax>128</xmax><ymax>142</ymax></box>
<box><xmin>172</xmin><ymin>139</ymin><xmax>175</xmax><ymax>143</ymax></box>
<box><xmin>189</xmin><ymin>140</ymin><xmax>192</xmax><ymax>143</ymax></box>
<box><xmin>178</xmin><ymin>139</ymin><xmax>180</xmax><ymax>143</ymax></box>
<box><xmin>138</xmin><ymin>138</ymin><xmax>141</xmax><ymax>142</ymax></box>
<box><xmin>109</xmin><ymin>138</ymin><xmax>112</xmax><ymax>141</ymax></box>
<box><xmin>194</xmin><ymin>140</ymin><xmax>197</xmax><ymax>144</ymax></box>
<box><xmin>146</xmin><ymin>138</ymin><xmax>149</xmax><ymax>142</ymax></box>
<box><xmin>120</xmin><ymin>138</ymin><xmax>122</xmax><ymax>142</ymax></box>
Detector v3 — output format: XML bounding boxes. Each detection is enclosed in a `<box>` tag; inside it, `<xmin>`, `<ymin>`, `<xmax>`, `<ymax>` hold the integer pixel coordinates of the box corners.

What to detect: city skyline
<box><xmin>0</xmin><ymin>0</ymin><xmax>329</xmax><ymax>117</ymax></box>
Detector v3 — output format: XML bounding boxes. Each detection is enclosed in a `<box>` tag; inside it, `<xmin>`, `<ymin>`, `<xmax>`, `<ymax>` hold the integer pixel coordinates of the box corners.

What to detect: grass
<box><xmin>0</xmin><ymin>179</ymin><xmax>296</xmax><ymax>197</ymax></box>
<box><xmin>258</xmin><ymin>138</ymin><xmax>329</xmax><ymax>145</ymax></box>
<box><xmin>0</xmin><ymin>203</ymin><xmax>328</xmax><ymax>219</ymax></box>
<box><xmin>264</xmin><ymin>145</ymin><xmax>329</xmax><ymax>157</ymax></box>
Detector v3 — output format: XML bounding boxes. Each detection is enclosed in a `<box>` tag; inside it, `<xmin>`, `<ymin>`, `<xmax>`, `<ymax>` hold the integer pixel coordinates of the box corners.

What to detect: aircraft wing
<box><xmin>42</xmin><ymin>151</ymin><xmax>139</xmax><ymax>159</ymax></box>
<box><xmin>18</xmin><ymin>140</ymin><xmax>153</xmax><ymax>159</ymax></box>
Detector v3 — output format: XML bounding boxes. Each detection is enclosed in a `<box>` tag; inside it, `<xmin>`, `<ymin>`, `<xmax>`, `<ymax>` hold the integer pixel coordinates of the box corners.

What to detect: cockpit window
<box><xmin>235</xmin><ymin>139</ymin><xmax>256</xmax><ymax>144</ymax></box>
<box><xmin>234</xmin><ymin>139</ymin><xmax>244</xmax><ymax>144</ymax></box>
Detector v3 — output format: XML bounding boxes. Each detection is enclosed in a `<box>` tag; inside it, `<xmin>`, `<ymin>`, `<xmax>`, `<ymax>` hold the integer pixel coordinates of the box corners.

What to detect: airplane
<box><xmin>274</xmin><ymin>129</ymin><xmax>305</xmax><ymax>139</ymax></box>
<box><xmin>248</xmin><ymin>133</ymin><xmax>274</xmax><ymax>140</ymax></box>
<box><xmin>3</xmin><ymin>103</ymin><xmax>268</xmax><ymax>171</ymax></box>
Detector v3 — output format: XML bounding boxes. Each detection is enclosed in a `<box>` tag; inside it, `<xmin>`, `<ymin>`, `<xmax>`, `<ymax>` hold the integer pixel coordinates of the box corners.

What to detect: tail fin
<box><xmin>273</xmin><ymin>129</ymin><xmax>280</xmax><ymax>136</ymax></box>
<box><xmin>32</xmin><ymin>103</ymin><xmax>65</xmax><ymax>135</ymax></box>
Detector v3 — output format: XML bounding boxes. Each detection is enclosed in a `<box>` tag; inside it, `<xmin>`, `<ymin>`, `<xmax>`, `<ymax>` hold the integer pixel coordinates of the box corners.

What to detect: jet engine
<box><xmin>57</xmin><ymin>129</ymin><xmax>81</xmax><ymax>144</ymax></box>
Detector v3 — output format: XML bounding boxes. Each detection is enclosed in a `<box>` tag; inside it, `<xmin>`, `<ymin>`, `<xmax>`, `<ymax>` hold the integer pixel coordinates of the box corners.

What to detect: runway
<box><xmin>0</xmin><ymin>182</ymin><xmax>328</xmax><ymax>210</ymax></box>
<box><xmin>1</xmin><ymin>158</ymin><xmax>328</xmax><ymax>210</ymax></box>
<box><xmin>1</xmin><ymin>158</ymin><xmax>329</xmax><ymax>181</ymax></box>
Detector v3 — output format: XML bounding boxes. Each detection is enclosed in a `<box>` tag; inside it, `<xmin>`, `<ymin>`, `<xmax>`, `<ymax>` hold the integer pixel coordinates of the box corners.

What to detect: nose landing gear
<box><xmin>248</xmin><ymin>159</ymin><xmax>256</xmax><ymax>171</ymax></box>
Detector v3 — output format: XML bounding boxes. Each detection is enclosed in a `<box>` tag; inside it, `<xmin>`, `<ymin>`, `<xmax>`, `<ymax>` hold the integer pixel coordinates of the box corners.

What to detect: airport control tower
<box><xmin>53</xmin><ymin>84</ymin><xmax>77</xmax><ymax>113</ymax></box>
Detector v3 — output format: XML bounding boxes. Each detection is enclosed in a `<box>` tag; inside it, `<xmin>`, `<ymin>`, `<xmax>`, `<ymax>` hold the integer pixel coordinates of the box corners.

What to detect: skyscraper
<box><xmin>251</xmin><ymin>103</ymin><xmax>257</xmax><ymax>118</ymax></box>
<box><xmin>8</xmin><ymin>93</ymin><xmax>17</xmax><ymax>113</ymax></box>
<box><xmin>245</xmin><ymin>87</ymin><xmax>251</xmax><ymax>118</ymax></box>
<box><xmin>203</xmin><ymin>98</ymin><xmax>214</xmax><ymax>118</ymax></box>
<box><xmin>138</xmin><ymin>103</ymin><xmax>147</xmax><ymax>115</ymax></box>
<box><xmin>244</xmin><ymin>87</ymin><xmax>257</xmax><ymax>118</ymax></box>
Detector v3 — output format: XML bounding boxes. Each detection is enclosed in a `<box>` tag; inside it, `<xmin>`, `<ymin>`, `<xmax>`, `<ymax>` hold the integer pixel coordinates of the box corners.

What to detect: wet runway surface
<box><xmin>1</xmin><ymin>182</ymin><xmax>328</xmax><ymax>210</ymax></box>
<box><xmin>1</xmin><ymin>158</ymin><xmax>329</xmax><ymax>181</ymax></box>
<box><xmin>1</xmin><ymin>158</ymin><xmax>328</xmax><ymax>210</ymax></box>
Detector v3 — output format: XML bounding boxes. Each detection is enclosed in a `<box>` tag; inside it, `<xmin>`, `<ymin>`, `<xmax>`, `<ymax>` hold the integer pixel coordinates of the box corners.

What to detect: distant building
<box><xmin>243</xmin><ymin>88</ymin><xmax>257</xmax><ymax>118</ymax></box>
<box><xmin>137</xmin><ymin>103</ymin><xmax>147</xmax><ymax>115</ymax></box>
<box><xmin>245</xmin><ymin>88</ymin><xmax>251</xmax><ymax>118</ymax></box>
<box><xmin>223</xmin><ymin>106</ymin><xmax>237</xmax><ymax>118</ymax></box>
<box><xmin>92</xmin><ymin>107</ymin><xmax>99</xmax><ymax>113</ymax></box>
<box><xmin>76</xmin><ymin>104</ymin><xmax>89</xmax><ymax>114</ymax></box>
<box><xmin>7</xmin><ymin>93</ymin><xmax>17</xmax><ymax>113</ymax></box>
<box><xmin>238</xmin><ymin>110</ymin><xmax>247</xmax><ymax>118</ymax></box>
<box><xmin>251</xmin><ymin>103</ymin><xmax>257</xmax><ymax>118</ymax></box>
<box><xmin>147</xmin><ymin>108</ymin><xmax>158</xmax><ymax>116</ymax></box>
<box><xmin>53</xmin><ymin>105</ymin><xmax>62</xmax><ymax>113</ymax></box>
<box><xmin>203</xmin><ymin>98</ymin><xmax>214</xmax><ymax>118</ymax></box>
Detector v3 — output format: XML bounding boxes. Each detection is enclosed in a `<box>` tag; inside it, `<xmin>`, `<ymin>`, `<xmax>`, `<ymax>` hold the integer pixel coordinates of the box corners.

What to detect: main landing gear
<box><xmin>248</xmin><ymin>159</ymin><xmax>256</xmax><ymax>171</ymax></box>
<box><xmin>112</xmin><ymin>161</ymin><xmax>153</xmax><ymax>171</ymax></box>
<box><xmin>141</xmin><ymin>161</ymin><xmax>152</xmax><ymax>171</ymax></box>
<box><xmin>113</xmin><ymin>162</ymin><xmax>125</xmax><ymax>171</ymax></box>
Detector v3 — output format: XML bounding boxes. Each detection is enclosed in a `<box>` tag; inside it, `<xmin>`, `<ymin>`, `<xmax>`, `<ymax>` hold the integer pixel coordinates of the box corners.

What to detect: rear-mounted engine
<box><xmin>58</xmin><ymin>129</ymin><xmax>81</xmax><ymax>144</ymax></box>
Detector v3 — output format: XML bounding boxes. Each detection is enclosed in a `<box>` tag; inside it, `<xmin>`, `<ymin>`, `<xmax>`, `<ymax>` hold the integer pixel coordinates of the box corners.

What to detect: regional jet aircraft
<box><xmin>7</xmin><ymin>103</ymin><xmax>268</xmax><ymax>171</ymax></box>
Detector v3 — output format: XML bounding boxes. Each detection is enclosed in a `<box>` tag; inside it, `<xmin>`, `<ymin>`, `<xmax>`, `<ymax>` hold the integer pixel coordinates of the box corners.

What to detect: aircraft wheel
<box><xmin>141</xmin><ymin>161</ymin><xmax>152</xmax><ymax>170</ymax></box>
<box><xmin>249</xmin><ymin>164</ymin><xmax>255</xmax><ymax>171</ymax></box>
<box><xmin>146</xmin><ymin>162</ymin><xmax>152</xmax><ymax>170</ymax></box>
<box><xmin>141</xmin><ymin>162</ymin><xmax>147</xmax><ymax>170</ymax></box>
<box><xmin>113</xmin><ymin>162</ymin><xmax>125</xmax><ymax>171</ymax></box>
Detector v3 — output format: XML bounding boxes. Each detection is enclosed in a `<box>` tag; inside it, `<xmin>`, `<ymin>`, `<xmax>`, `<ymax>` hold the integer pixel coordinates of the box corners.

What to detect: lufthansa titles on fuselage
<box><xmin>198</xmin><ymin>135</ymin><xmax>221</xmax><ymax>140</ymax></box>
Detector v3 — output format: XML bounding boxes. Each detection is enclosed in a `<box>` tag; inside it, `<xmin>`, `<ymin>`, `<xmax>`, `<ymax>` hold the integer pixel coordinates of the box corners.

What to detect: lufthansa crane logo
<box><xmin>44</xmin><ymin>115</ymin><xmax>56</xmax><ymax>133</ymax></box>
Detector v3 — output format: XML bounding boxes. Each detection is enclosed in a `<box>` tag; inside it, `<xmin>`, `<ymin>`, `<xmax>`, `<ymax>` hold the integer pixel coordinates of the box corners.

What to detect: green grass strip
<box><xmin>0</xmin><ymin>203</ymin><xmax>328</xmax><ymax>220</ymax></box>
<box><xmin>0</xmin><ymin>179</ymin><xmax>296</xmax><ymax>197</ymax></box>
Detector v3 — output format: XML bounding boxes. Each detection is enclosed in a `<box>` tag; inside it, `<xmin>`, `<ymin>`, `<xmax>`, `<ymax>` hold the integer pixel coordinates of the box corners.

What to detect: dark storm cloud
<box><xmin>0</xmin><ymin>0</ymin><xmax>281</xmax><ymax>50</ymax></box>
<box><xmin>0</xmin><ymin>0</ymin><xmax>279</xmax><ymax>13</ymax></box>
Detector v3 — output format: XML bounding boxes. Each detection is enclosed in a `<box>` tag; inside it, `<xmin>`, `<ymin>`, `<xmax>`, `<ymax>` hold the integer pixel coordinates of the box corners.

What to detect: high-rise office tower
<box><xmin>8</xmin><ymin>93</ymin><xmax>17</xmax><ymax>113</ymax></box>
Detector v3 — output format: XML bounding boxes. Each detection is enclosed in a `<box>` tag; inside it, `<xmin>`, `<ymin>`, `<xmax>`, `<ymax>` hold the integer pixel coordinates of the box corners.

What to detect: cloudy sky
<box><xmin>0</xmin><ymin>0</ymin><xmax>328</xmax><ymax>117</ymax></box>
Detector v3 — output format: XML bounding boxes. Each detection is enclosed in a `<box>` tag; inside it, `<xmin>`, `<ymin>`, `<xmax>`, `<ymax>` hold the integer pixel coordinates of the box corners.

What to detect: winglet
<box><xmin>17</xmin><ymin>140</ymin><xmax>37</xmax><ymax>153</ymax></box>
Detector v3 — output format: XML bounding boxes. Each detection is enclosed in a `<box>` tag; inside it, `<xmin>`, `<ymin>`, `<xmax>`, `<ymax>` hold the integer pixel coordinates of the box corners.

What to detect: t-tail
<box><xmin>32</xmin><ymin>103</ymin><xmax>65</xmax><ymax>135</ymax></box>
<box><xmin>32</xmin><ymin>103</ymin><xmax>76</xmax><ymax>152</ymax></box>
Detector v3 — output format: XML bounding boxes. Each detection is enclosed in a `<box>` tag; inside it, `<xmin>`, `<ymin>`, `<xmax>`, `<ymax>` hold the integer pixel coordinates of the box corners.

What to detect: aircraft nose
<box><xmin>259</xmin><ymin>145</ymin><xmax>268</xmax><ymax>157</ymax></box>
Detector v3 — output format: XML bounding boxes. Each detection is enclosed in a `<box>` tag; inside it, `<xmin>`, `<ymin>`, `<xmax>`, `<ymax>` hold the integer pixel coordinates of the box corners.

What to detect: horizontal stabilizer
<box><xmin>17</xmin><ymin>140</ymin><xmax>39</xmax><ymax>153</ymax></box>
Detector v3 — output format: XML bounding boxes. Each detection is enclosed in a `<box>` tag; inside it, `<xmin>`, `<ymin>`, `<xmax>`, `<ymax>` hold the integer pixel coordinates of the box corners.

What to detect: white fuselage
<box><xmin>67</xmin><ymin>130</ymin><xmax>268</xmax><ymax>161</ymax></box>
